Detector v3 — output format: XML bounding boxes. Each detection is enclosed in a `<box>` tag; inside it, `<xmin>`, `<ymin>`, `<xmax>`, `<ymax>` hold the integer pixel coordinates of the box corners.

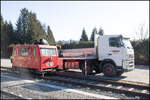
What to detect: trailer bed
<box><xmin>60</xmin><ymin>56</ymin><xmax>97</xmax><ymax>60</ymax></box>
<box><xmin>61</xmin><ymin>48</ymin><xmax>95</xmax><ymax>57</ymax></box>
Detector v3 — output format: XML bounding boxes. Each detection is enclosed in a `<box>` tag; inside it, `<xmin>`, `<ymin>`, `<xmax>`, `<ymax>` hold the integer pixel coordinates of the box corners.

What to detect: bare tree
<box><xmin>136</xmin><ymin>23</ymin><xmax>149</xmax><ymax>41</ymax></box>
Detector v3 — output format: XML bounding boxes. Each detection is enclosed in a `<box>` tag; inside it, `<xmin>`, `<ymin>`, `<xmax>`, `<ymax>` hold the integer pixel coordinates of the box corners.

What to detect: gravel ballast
<box><xmin>1</xmin><ymin>73</ymin><xmax>113</xmax><ymax>99</ymax></box>
<box><xmin>1</xmin><ymin>72</ymin><xmax>147</xmax><ymax>99</ymax></box>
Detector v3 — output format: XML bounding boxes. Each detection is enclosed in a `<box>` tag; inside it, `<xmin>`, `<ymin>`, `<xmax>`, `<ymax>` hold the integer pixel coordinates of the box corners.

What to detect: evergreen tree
<box><xmin>1</xmin><ymin>15</ymin><xmax>16</xmax><ymax>57</ymax></box>
<box><xmin>0</xmin><ymin>15</ymin><xmax>4</xmax><ymax>43</ymax></box>
<box><xmin>7</xmin><ymin>22</ymin><xmax>14</xmax><ymax>44</ymax></box>
<box><xmin>1</xmin><ymin>20</ymin><xmax>10</xmax><ymax>57</ymax></box>
<box><xmin>16</xmin><ymin>8</ymin><xmax>30</xmax><ymax>44</ymax></box>
<box><xmin>90</xmin><ymin>28</ymin><xmax>97</xmax><ymax>41</ymax></box>
<box><xmin>0</xmin><ymin>15</ymin><xmax>3</xmax><ymax>26</ymax></box>
<box><xmin>28</xmin><ymin>12</ymin><xmax>47</xmax><ymax>43</ymax></box>
<box><xmin>1</xmin><ymin>15</ymin><xmax>4</xmax><ymax>57</ymax></box>
<box><xmin>80</xmin><ymin>28</ymin><xmax>88</xmax><ymax>41</ymax></box>
<box><xmin>98</xmin><ymin>27</ymin><xmax>104</xmax><ymax>35</ymax></box>
<box><xmin>16</xmin><ymin>8</ymin><xmax>47</xmax><ymax>44</ymax></box>
<box><xmin>46</xmin><ymin>26</ymin><xmax>55</xmax><ymax>45</ymax></box>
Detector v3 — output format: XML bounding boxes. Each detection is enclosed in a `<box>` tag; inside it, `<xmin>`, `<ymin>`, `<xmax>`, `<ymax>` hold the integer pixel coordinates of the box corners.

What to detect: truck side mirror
<box><xmin>120</xmin><ymin>44</ymin><xmax>124</xmax><ymax>47</ymax></box>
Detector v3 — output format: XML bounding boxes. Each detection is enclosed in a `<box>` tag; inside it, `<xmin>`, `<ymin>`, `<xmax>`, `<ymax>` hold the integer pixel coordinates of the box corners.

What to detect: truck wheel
<box><xmin>103</xmin><ymin>63</ymin><xmax>116</xmax><ymax>77</ymax></box>
<box><xmin>82</xmin><ymin>65</ymin><xmax>93</xmax><ymax>75</ymax></box>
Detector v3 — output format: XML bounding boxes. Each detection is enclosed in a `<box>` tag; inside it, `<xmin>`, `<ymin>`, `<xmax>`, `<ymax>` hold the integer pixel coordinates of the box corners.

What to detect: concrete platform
<box><xmin>1</xmin><ymin>58</ymin><xmax>149</xmax><ymax>84</ymax></box>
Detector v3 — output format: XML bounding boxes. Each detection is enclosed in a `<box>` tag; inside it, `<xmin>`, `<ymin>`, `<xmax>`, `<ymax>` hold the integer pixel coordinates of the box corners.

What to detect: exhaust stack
<box><xmin>94</xmin><ymin>33</ymin><xmax>100</xmax><ymax>57</ymax></box>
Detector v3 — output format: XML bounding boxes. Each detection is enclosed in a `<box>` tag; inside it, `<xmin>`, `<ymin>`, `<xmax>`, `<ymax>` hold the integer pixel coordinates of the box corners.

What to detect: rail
<box><xmin>1</xmin><ymin>66</ymin><xmax>149</xmax><ymax>99</ymax></box>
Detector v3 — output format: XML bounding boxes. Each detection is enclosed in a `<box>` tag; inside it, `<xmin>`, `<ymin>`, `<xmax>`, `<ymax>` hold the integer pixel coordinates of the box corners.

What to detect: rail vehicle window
<box><xmin>20</xmin><ymin>48</ymin><xmax>28</xmax><ymax>56</ymax></box>
<box><xmin>109</xmin><ymin>37</ymin><xmax>121</xmax><ymax>47</ymax></box>
<box><xmin>33</xmin><ymin>48</ymin><xmax>36</xmax><ymax>56</ymax></box>
<box><xmin>40</xmin><ymin>48</ymin><xmax>57</xmax><ymax>56</ymax></box>
<box><xmin>16</xmin><ymin>48</ymin><xmax>18</xmax><ymax>56</ymax></box>
<box><xmin>14</xmin><ymin>48</ymin><xmax>16</xmax><ymax>56</ymax></box>
<box><xmin>13</xmin><ymin>48</ymin><xmax>18</xmax><ymax>56</ymax></box>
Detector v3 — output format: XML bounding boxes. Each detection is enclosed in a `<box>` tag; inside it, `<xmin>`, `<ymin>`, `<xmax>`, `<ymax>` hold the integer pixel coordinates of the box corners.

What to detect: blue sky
<box><xmin>1</xmin><ymin>1</ymin><xmax>149</xmax><ymax>41</ymax></box>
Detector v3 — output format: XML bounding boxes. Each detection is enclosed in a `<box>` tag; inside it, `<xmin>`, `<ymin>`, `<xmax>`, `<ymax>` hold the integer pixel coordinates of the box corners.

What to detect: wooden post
<box><xmin>85</xmin><ymin>60</ymin><xmax>87</xmax><ymax>76</ymax></box>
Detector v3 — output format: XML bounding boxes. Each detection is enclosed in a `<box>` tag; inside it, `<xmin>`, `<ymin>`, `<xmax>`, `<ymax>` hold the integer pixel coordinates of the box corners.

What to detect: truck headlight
<box><xmin>123</xmin><ymin>60</ymin><xmax>129</xmax><ymax>69</ymax></box>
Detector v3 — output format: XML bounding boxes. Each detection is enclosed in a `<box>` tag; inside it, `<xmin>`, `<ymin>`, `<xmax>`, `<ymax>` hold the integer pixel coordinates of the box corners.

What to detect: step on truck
<box><xmin>57</xmin><ymin>33</ymin><xmax>135</xmax><ymax>77</ymax></box>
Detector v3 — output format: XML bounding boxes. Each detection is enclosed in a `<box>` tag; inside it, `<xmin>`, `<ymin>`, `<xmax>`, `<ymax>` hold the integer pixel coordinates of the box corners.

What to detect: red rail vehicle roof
<box><xmin>14</xmin><ymin>45</ymin><xmax>56</xmax><ymax>48</ymax></box>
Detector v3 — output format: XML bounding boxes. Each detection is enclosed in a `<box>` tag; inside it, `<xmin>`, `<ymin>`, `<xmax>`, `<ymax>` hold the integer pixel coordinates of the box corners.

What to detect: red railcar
<box><xmin>12</xmin><ymin>45</ymin><xmax>61</xmax><ymax>74</ymax></box>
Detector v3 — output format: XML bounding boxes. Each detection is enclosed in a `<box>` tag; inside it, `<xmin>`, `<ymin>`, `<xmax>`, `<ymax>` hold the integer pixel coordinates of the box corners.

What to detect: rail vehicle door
<box><xmin>28</xmin><ymin>47</ymin><xmax>34</xmax><ymax>69</ymax></box>
<box><xmin>12</xmin><ymin>47</ymin><xmax>19</xmax><ymax>67</ymax></box>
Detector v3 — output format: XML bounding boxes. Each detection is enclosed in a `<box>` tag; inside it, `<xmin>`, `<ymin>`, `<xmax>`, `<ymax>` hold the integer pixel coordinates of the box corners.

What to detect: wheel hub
<box><xmin>106</xmin><ymin>66</ymin><xmax>112</xmax><ymax>74</ymax></box>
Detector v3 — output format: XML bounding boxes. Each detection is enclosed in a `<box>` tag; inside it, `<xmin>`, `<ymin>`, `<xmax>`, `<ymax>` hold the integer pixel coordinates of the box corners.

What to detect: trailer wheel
<box><xmin>116</xmin><ymin>71</ymin><xmax>123</xmax><ymax>76</ymax></box>
<box><xmin>82</xmin><ymin>64</ymin><xmax>93</xmax><ymax>75</ymax></box>
<box><xmin>94</xmin><ymin>67</ymin><xmax>100</xmax><ymax>73</ymax></box>
<box><xmin>103</xmin><ymin>63</ymin><xmax>116</xmax><ymax>77</ymax></box>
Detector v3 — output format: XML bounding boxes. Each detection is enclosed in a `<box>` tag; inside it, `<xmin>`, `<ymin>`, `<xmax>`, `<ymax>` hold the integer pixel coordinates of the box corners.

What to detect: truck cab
<box><xmin>95</xmin><ymin>34</ymin><xmax>134</xmax><ymax>76</ymax></box>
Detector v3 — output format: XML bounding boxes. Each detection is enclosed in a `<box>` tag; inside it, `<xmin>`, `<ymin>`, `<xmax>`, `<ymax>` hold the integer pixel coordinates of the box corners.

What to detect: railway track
<box><xmin>1</xmin><ymin>66</ymin><xmax>149</xmax><ymax>99</ymax></box>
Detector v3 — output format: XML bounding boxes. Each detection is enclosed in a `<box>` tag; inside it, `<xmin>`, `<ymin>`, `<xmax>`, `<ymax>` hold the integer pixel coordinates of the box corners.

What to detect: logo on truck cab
<box><xmin>112</xmin><ymin>50</ymin><xmax>120</xmax><ymax>52</ymax></box>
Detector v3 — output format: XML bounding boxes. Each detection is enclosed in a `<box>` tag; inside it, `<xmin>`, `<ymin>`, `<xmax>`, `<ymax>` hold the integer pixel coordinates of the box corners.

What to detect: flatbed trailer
<box><xmin>58</xmin><ymin>55</ymin><xmax>99</xmax><ymax>75</ymax></box>
<box><xmin>60</xmin><ymin>56</ymin><xmax>97</xmax><ymax>60</ymax></box>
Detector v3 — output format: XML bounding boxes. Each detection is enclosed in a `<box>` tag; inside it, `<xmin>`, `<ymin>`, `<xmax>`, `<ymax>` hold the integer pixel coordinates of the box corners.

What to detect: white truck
<box><xmin>94</xmin><ymin>34</ymin><xmax>134</xmax><ymax>76</ymax></box>
<box><xmin>59</xmin><ymin>33</ymin><xmax>135</xmax><ymax>77</ymax></box>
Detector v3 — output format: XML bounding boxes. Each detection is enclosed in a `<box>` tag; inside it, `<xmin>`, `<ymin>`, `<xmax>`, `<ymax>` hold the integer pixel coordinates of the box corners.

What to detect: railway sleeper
<box><xmin>1</xmin><ymin>68</ymin><xmax>149</xmax><ymax>99</ymax></box>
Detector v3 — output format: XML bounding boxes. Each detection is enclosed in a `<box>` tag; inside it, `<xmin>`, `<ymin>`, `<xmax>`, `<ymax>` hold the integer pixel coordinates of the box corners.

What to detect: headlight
<box><xmin>47</xmin><ymin>62</ymin><xmax>54</xmax><ymax>66</ymax></box>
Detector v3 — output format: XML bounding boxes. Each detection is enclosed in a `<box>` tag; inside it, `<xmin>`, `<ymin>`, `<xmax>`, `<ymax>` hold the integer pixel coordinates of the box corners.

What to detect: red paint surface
<box><xmin>12</xmin><ymin>45</ymin><xmax>59</xmax><ymax>72</ymax></box>
<box><xmin>64</xmin><ymin>61</ymin><xmax>79</xmax><ymax>69</ymax></box>
<box><xmin>62</xmin><ymin>48</ymin><xmax>95</xmax><ymax>57</ymax></box>
<box><xmin>12</xmin><ymin>47</ymin><xmax>95</xmax><ymax>72</ymax></box>
<box><xmin>112</xmin><ymin>50</ymin><xmax>120</xmax><ymax>52</ymax></box>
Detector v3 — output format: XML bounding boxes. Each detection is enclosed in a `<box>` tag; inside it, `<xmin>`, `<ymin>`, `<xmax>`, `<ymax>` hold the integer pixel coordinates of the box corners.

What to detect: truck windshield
<box><xmin>40</xmin><ymin>48</ymin><xmax>57</xmax><ymax>56</ymax></box>
<box><xmin>122</xmin><ymin>38</ymin><xmax>133</xmax><ymax>49</ymax></box>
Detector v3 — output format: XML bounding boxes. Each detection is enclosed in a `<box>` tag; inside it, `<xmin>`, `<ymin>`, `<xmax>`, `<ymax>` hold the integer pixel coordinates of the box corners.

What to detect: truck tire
<box><xmin>103</xmin><ymin>63</ymin><xmax>116</xmax><ymax>77</ymax></box>
<box><xmin>82</xmin><ymin>64</ymin><xmax>93</xmax><ymax>75</ymax></box>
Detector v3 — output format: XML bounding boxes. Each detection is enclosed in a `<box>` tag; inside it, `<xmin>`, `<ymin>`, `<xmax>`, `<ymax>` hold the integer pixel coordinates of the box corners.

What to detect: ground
<box><xmin>1</xmin><ymin>58</ymin><xmax>149</xmax><ymax>84</ymax></box>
